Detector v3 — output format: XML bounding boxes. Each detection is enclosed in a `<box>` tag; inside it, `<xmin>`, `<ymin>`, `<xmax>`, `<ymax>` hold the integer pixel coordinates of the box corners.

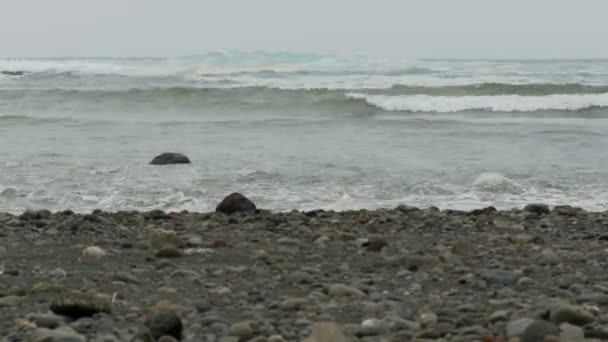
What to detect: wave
<box><xmin>3</xmin><ymin>86</ymin><xmax>608</xmax><ymax>114</ymax></box>
<box><xmin>347</xmin><ymin>92</ymin><xmax>608</xmax><ymax>113</ymax></box>
<box><xmin>385</xmin><ymin>83</ymin><xmax>608</xmax><ymax>96</ymax></box>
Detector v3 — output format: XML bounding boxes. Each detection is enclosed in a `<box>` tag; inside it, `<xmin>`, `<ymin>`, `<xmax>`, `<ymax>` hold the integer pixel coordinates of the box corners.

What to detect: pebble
<box><xmin>150</xmin><ymin>229</ymin><xmax>186</xmax><ymax>250</ymax></box>
<box><xmin>538</xmin><ymin>249</ymin><xmax>561</xmax><ymax>265</ymax></box>
<box><xmin>505</xmin><ymin>318</ymin><xmax>534</xmax><ymax>338</ymax></box>
<box><xmin>0</xmin><ymin>295</ymin><xmax>23</xmax><ymax>308</ymax></box>
<box><xmin>30</xmin><ymin>327</ymin><xmax>86</xmax><ymax>342</ymax></box>
<box><xmin>481</xmin><ymin>269</ymin><xmax>518</xmax><ymax>285</ymax></box>
<box><xmin>229</xmin><ymin>321</ymin><xmax>255</xmax><ymax>339</ymax></box>
<box><xmin>305</xmin><ymin>322</ymin><xmax>348</xmax><ymax>342</ymax></box>
<box><xmin>82</xmin><ymin>246</ymin><xmax>107</xmax><ymax>257</ymax></box>
<box><xmin>328</xmin><ymin>283</ymin><xmax>366</xmax><ymax>297</ymax></box>
<box><xmin>155</xmin><ymin>246</ymin><xmax>182</xmax><ymax>258</ymax></box>
<box><xmin>520</xmin><ymin>320</ymin><xmax>559</xmax><ymax>342</ymax></box>
<box><xmin>550</xmin><ymin>304</ymin><xmax>595</xmax><ymax>326</ymax></box>
<box><xmin>31</xmin><ymin>282</ymin><xmax>65</xmax><ymax>294</ymax></box>
<box><xmin>145</xmin><ymin>311</ymin><xmax>183</xmax><ymax>340</ymax></box>
<box><xmin>359</xmin><ymin>318</ymin><xmax>386</xmax><ymax>336</ymax></box>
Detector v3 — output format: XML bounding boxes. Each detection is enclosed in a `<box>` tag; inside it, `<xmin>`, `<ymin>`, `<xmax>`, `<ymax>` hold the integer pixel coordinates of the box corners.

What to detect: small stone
<box><xmin>50</xmin><ymin>293</ymin><xmax>112</xmax><ymax>319</ymax></box>
<box><xmin>516</xmin><ymin>277</ymin><xmax>537</xmax><ymax>288</ymax></box>
<box><xmin>550</xmin><ymin>305</ymin><xmax>595</xmax><ymax>326</ymax></box>
<box><xmin>481</xmin><ymin>269</ymin><xmax>518</xmax><ymax>285</ymax></box>
<box><xmin>538</xmin><ymin>249</ymin><xmax>560</xmax><ymax>265</ymax></box>
<box><xmin>559</xmin><ymin>323</ymin><xmax>585</xmax><ymax>341</ymax></box>
<box><xmin>114</xmin><ymin>271</ymin><xmax>141</xmax><ymax>284</ymax></box>
<box><xmin>279</xmin><ymin>297</ymin><xmax>309</xmax><ymax>311</ymax></box>
<box><xmin>305</xmin><ymin>322</ymin><xmax>348</xmax><ymax>342</ymax></box>
<box><xmin>575</xmin><ymin>292</ymin><xmax>608</xmax><ymax>305</ymax></box>
<box><xmin>215</xmin><ymin>192</ymin><xmax>256</xmax><ymax>215</ymax></box>
<box><xmin>30</xmin><ymin>327</ymin><xmax>86</xmax><ymax>342</ymax></box>
<box><xmin>508</xmin><ymin>233</ymin><xmax>545</xmax><ymax>245</ymax></box>
<box><xmin>150</xmin><ymin>229</ymin><xmax>186</xmax><ymax>250</ymax></box>
<box><xmin>505</xmin><ymin>318</ymin><xmax>534</xmax><ymax>338</ymax></box>
<box><xmin>362</xmin><ymin>237</ymin><xmax>388</xmax><ymax>252</ymax></box>
<box><xmin>229</xmin><ymin>321</ymin><xmax>254</xmax><ymax>339</ymax></box>
<box><xmin>82</xmin><ymin>246</ymin><xmax>107</xmax><ymax>257</ymax></box>
<box><xmin>0</xmin><ymin>295</ymin><xmax>23</xmax><ymax>308</ymax></box>
<box><xmin>359</xmin><ymin>318</ymin><xmax>386</xmax><ymax>336</ymax></box>
<box><xmin>452</xmin><ymin>239</ymin><xmax>474</xmax><ymax>256</ymax></box>
<box><xmin>27</xmin><ymin>313</ymin><xmax>65</xmax><ymax>329</ymax></box>
<box><xmin>418</xmin><ymin>311</ymin><xmax>438</xmax><ymax>328</ymax></box>
<box><xmin>489</xmin><ymin>310</ymin><xmax>511</xmax><ymax>323</ymax></box>
<box><xmin>328</xmin><ymin>284</ymin><xmax>366</xmax><ymax>297</ymax></box>
<box><xmin>155</xmin><ymin>246</ymin><xmax>182</xmax><ymax>258</ymax></box>
<box><xmin>145</xmin><ymin>311</ymin><xmax>183</xmax><ymax>340</ymax></box>
<box><xmin>157</xmin><ymin>336</ymin><xmax>179</xmax><ymax>342</ymax></box>
<box><xmin>31</xmin><ymin>282</ymin><xmax>65</xmax><ymax>294</ymax></box>
<box><xmin>520</xmin><ymin>320</ymin><xmax>559</xmax><ymax>342</ymax></box>
<box><xmin>524</xmin><ymin>203</ymin><xmax>551</xmax><ymax>215</ymax></box>
<box><xmin>192</xmin><ymin>298</ymin><xmax>212</xmax><ymax>313</ymax></box>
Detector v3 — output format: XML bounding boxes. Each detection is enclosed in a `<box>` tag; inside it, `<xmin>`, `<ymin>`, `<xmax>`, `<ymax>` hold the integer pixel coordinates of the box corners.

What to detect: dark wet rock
<box><xmin>19</xmin><ymin>209</ymin><xmax>52</xmax><ymax>221</ymax></box>
<box><xmin>524</xmin><ymin>203</ymin><xmax>551</xmax><ymax>215</ymax></box>
<box><xmin>1</xmin><ymin>70</ymin><xmax>27</xmax><ymax>76</ymax></box>
<box><xmin>155</xmin><ymin>246</ymin><xmax>182</xmax><ymax>258</ymax></box>
<box><xmin>362</xmin><ymin>237</ymin><xmax>388</xmax><ymax>252</ymax></box>
<box><xmin>215</xmin><ymin>192</ymin><xmax>256</xmax><ymax>215</ymax></box>
<box><xmin>149</xmin><ymin>153</ymin><xmax>190</xmax><ymax>165</ymax></box>
<box><xmin>49</xmin><ymin>294</ymin><xmax>112</xmax><ymax>319</ymax></box>
<box><xmin>145</xmin><ymin>311</ymin><xmax>183</xmax><ymax>340</ymax></box>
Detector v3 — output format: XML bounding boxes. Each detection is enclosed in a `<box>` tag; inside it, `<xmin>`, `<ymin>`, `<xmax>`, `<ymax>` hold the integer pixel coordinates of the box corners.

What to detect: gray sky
<box><xmin>1</xmin><ymin>0</ymin><xmax>606</xmax><ymax>58</ymax></box>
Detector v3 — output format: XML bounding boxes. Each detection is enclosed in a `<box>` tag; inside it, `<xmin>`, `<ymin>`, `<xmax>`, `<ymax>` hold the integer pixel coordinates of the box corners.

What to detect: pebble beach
<box><xmin>2</xmin><ymin>195</ymin><xmax>608</xmax><ymax>341</ymax></box>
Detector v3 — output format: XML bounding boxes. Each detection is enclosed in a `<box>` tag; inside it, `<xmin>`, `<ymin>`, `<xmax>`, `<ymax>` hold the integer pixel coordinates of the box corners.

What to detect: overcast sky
<box><xmin>1</xmin><ymin>0</ymin><xmax>606</xmax><ymax>59</ymax></box>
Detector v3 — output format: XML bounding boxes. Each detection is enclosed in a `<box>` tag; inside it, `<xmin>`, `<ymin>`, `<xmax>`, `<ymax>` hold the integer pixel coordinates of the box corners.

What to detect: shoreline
<box><xmin>2</xmin><ymin>202</ymin><xmax>608</xmax><ymax>341</ymax></box>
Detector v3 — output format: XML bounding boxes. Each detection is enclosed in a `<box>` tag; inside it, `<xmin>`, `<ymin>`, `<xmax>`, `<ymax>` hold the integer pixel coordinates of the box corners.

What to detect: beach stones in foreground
<box><xmin>216</xmin><ymin>192</ymin><xmax>256</xmax><ymax>214</ymax></box>
<box><xmin>149</xmin><ymin>152</ymin><xmax>190</xmax><ymax>165</ymax></box>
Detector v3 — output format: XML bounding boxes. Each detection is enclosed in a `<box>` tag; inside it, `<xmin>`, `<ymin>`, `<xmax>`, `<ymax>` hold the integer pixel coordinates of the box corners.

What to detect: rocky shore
<box><xmin>1</xmin><ymin>198</ymin><xmax>608</xmax><ymax>341</ymax></box>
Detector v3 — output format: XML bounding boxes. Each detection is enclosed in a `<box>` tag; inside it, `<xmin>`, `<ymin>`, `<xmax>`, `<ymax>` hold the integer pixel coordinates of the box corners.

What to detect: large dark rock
<box><xmin>524</xmin><ymin>203</ymin><xmax>550</xmax><ymax>215</ymax></box>
<box><xmin>149</xmin><ymin>153</ymin><xmax>190</xmax><ymax>165</ymax></box>
<box><xmin>49</xmin><ymin>294</ymin><xmax>111</xmax><ymax>319</ymax></box>
<box><xmin>145</xmin><ymin>311</ymin><xmax>183</xmax><ymax>340</ymax></box>
<box><xmin>215</xmin><ymin>193</ymin><xmax>256</xmax><ymax>215</ymax></box>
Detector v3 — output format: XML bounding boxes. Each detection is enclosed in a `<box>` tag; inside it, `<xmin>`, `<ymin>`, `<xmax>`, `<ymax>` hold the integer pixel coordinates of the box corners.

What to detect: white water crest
<box><xmin>346</xmin><ymin>93</ymin><xmax>608</xmax><ymax>112</ymax></box>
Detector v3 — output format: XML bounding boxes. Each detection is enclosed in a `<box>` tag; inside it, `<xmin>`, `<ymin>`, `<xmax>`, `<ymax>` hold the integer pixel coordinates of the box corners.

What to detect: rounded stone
<box><xmin>150</xmin><ymin>153</ymin><xmax>190</xmax><ymax>165</ymax></box>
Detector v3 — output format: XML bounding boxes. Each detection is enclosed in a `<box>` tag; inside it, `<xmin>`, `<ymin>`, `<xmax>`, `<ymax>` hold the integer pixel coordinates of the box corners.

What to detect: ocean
<box><xmin>1</xmin><ymin>51</ymin><xmax>607</xmax><ymax>213</ymax></box>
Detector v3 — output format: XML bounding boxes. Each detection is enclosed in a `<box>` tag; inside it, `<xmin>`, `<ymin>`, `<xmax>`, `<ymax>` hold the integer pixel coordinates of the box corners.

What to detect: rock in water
<box><xmin>149</xmin><ymin>153</ymin><xmax>190</xmax><ymax>165</ymax></box>
<box><xmin>145</xmin><ymin>312</ymin><xmax>183</xmax><ymax>340</ymax></box>
<box><xmin>215</xmin><ymin>193</ymin><xmax>256</xmax><ymax>214</ymax></box>
<box><xmin>524</xmin><ymin>203</ymin><xmax>551</xmax><ymax>215</ymax></box>
<box><xmin>1</xmin><ymin>70</ymin><xmax>27</xmax><ymax>76</ymax></box>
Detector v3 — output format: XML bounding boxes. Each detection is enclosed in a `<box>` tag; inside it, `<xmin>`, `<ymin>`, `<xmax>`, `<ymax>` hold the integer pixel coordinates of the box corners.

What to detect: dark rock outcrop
<box><xmin>49</xmin><ymin>294</ymin><xmax>111</xmax><ymax>319</ymax></box>
<box><xmin>215</xmin><ymin>193</ymin><xmax>256</xmax><ymax>215</ymax></box>
<box><xmin>149</xmin><ymin>153</ymin><xmax>190</xmax><ymax>165</ymax></box>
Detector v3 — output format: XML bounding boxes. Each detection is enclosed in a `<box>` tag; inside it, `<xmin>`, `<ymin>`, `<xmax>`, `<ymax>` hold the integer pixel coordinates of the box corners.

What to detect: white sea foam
<box><xmin>347</xmin><ymin>93</ymin><xmax>608</xmax><ymax>112</ymax></box>
<box><xmin>472</xmin><ymin>173</ymin><xmax>523</xmax><ymax>194</ymax></box>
